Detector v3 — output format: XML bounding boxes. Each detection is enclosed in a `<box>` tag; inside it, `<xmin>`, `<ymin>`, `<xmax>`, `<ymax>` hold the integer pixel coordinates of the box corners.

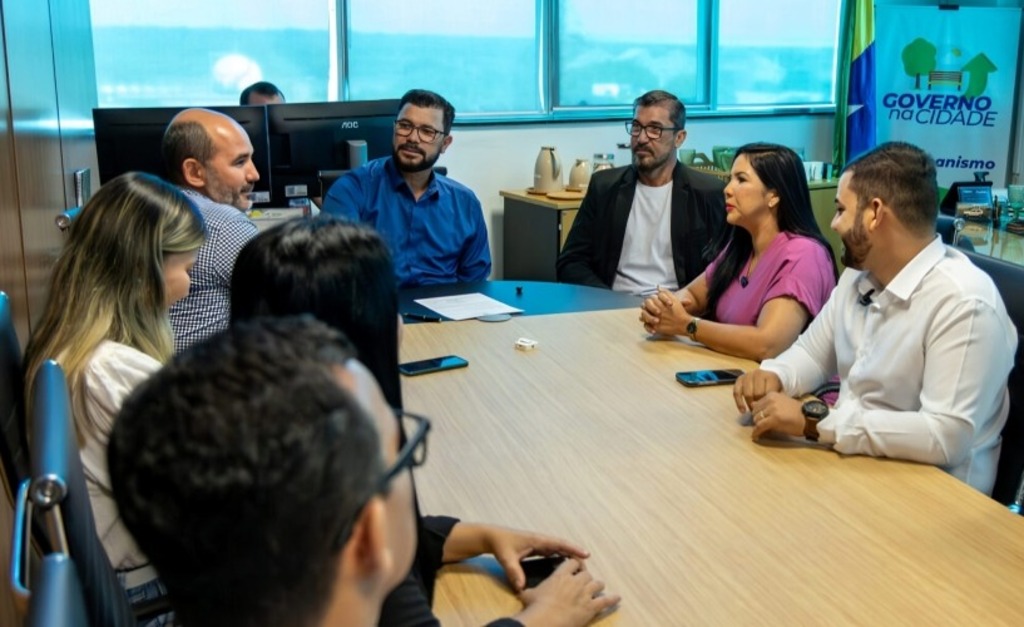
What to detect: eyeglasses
<box><xmin>331</xmin><ymin>410</ymin><xmax>431</xmax><ymax>550</ymax></box>
<box><xmin>381</xmin><ymin>410</ymin><xmax>431</xmax><ymax>488</ymax></box>
<box><xmin>626</xmin><ymin>121</ymin><xmax>681</xmax><ymax>140</ymax></box>
<box><xmin>394</xmin><ymin>120</ymin><xmax>445</xmax><ymax>143</ymax></box>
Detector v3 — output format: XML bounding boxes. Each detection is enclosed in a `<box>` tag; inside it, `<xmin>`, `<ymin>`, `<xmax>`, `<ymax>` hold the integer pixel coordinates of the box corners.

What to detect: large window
<box><xmin>89</xmin><ymin>1</ymin><xmax>840</xmax><ymax>118</ymax></box>
<box><xmin>346</xmin><ymin>1</ymin><xmax>536</xmax><ymax>114</ymax></box>
<box><xmin>716</xmin><ymin>0</ymin><xmax>841</xmax><ymax>107</ymax></box>
<box><xmin>557</xmin><ymin>0</ymin><xmax>703</xmax><ymax>108</ymax></box>
<box><xmin>90</xmin><ymin>0</ymin><xmax>330</xmax><ymax>107</ymax></box>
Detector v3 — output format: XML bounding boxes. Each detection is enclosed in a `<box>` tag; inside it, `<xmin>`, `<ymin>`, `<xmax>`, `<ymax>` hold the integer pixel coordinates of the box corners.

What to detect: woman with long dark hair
<box><xmin>230</xmin><ymin>218</ymin><xmax>403</xmax><ymax>408</ymax></box>
<box><xmin>231</xmin><ymin>216</ymin><xmax>619</xmax><ymax>627</ymax></box>
<box><xmin>640</xmin><ymin>143</ymin><xmax>837</xmax><ymax>361</ymax></box>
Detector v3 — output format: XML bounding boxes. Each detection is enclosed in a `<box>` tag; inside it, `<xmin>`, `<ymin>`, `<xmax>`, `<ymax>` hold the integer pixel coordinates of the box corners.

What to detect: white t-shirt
<box><xmin>611</xmin><ymin>181</ymin><xmax>678</xmax><ymax>294</ymax></box>
<box><xmin>78</xmin><ymin>340</ymin><xmax>161</xmax><ymax>571</ymax></box>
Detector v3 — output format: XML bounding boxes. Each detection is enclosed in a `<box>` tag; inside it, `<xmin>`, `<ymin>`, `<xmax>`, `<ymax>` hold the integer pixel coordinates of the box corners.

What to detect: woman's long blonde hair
<box><xmin>24</xmin><ymin>172</ymin><xmax>205</xmax><ymax>441</ymax></box>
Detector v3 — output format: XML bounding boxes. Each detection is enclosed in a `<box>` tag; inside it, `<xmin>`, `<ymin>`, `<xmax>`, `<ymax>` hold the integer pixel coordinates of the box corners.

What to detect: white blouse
<box><xmin>78</xmin><ymin>340</ymin><xmax>161</xmax><ymax>571</ymax></box>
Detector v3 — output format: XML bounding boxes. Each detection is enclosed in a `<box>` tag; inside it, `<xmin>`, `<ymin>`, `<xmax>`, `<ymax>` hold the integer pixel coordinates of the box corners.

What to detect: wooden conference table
<box><xmin>399</xmin><ymin>298</ymin><xmax>1024</xmax><ymax>624</ymax></box>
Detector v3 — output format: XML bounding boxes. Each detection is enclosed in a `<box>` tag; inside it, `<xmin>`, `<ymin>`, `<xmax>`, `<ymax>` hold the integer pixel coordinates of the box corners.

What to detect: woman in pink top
<box><xmin>640</xmin><ymin>143</ymin><xmax>838</xmax><ymax>361</ymax></box>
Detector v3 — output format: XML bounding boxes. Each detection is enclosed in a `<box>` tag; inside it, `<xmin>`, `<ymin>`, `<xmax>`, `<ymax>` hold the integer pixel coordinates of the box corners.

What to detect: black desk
<box><xmin>399</xmin><ymin>280</ymin><xmax>639</xmax><ymax>321</ymax></box>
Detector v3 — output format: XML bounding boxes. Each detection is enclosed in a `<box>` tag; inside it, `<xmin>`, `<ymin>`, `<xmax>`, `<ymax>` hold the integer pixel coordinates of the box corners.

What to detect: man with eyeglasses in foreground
<box><xmin>109</xmin><ymin>317</ymin><xmax>619</xmax><ymax>627</ymax></box>
<box><xmin>108</xmin><ymin>317</ymin><xmax>419</xmax><ymax>627</ymax></box>
<box><xmin>322</xmin><ymin>88</ymin><xmax>491</xmax><ymax>288</ymax></box>
<box><xmin>558</xmin><ymin>90</ymin><xmax>726</xmax><ymax>295</ymax></box>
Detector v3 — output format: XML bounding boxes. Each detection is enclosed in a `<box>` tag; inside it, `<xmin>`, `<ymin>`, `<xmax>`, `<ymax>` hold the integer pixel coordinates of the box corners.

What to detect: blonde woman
<box><xmin>24</xmin><ymin>171</ymin><xmax>205</xmax><ymax>610</ymax></box>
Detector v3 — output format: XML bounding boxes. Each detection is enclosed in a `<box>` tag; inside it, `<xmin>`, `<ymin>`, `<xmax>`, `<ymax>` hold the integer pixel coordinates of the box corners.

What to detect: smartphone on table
<box><xmin>675</xmin><ymin>368</ymin><xmax>744</xmax><ymax>387</ymax></box>
<box><xmin>398</xmin><ymin>355</ymin><xmax>469</xmax><ymax>376</ymax></box>
<box><xmin>521</xmin><ymin>555</ymin><xmax>566</xmax><ymax>588</ymax></box>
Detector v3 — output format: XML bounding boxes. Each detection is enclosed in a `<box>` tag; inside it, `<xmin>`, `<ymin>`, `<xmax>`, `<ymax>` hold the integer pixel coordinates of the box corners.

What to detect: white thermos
<box><xmin>533</xmin><ymin>146</ymin><xmax>562</xmax><ymax>193</ymax></box>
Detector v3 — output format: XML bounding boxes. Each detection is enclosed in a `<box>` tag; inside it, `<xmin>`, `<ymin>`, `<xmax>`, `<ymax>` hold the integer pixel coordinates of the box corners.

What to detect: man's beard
<box><xmin>840</xmin><ymin>216</ymin><xmax>871</xmax><ymax>269</ymax></box>
<box><xmin>632</xmin><ymin>145</ymin><xmax>670</xmax><ymax>174</ymax></box>
<box><xmin>208</xmin><ymin>177</ymin><xmax>253</xmax><ymax>211</ymax></box>
<box><xmin>393</xmin><ymin>143</ymin><xmax>441</xmax><ymax>173</ymax></box>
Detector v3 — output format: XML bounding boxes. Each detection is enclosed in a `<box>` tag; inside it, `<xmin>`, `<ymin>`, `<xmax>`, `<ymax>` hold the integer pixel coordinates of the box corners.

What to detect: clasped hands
<box><xmin>446</xmin><ymin>523</ymin><xmax>620</xmax><ymax>625</ymax></box>
<box><xmin>639</xmin><ymin>288</ymin><xmax>695</xmax><ymax>336</ymax></box>
<box><xmin>733</xmin><ymin>370</ymin><xmax>807</xmax><ymax>440</ymax></box>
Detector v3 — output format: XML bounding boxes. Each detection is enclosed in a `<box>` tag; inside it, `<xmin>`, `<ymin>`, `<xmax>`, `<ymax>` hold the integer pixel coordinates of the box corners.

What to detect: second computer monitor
<box><xmin>266</xmin><ymin>99</ymin><xmax>401</xmax><ymax>205</ymax></box>
<box><xmin>92</xmin><ymin>105</ymin><xmax>273</xmax><ymax>207</ymax></box>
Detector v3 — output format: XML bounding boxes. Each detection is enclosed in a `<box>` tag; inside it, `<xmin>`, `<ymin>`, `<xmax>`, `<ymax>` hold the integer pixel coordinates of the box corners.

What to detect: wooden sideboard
<box><xmin>501</xmin><ymin>189</ymin><xmax>581</xmax><ymax>282</ymax></box>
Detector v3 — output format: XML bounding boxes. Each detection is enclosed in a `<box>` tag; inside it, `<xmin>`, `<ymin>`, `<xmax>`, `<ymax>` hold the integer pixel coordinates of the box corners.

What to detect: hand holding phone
<box><xmin>676</xmin><ymin>368</ymin><xmax>743</xmax><ymax>387</ymax></box>
<box><xmin>520</xmin><ymin>555</ymin><xmax>566</xmax><ymax>588</ymax></box>
<box><xmin>398</xmin><ymin>355</ymin><xmax>468</xmax><ymax>376</ymax></box>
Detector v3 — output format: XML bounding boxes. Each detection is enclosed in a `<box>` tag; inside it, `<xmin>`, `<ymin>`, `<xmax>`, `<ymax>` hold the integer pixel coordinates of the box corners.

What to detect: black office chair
<box><xmin>961</xmin><ymin>252</ymin><xmax>1024</xmax><ymax>507</ymax></box>
<box><xmin>26</xmin><ymin>553</ymin><xmax>89</xmax><ymax>627</ymax></box>
<box><xmin>18</xmin><ymin>360</ymin><xmax>144</xmax><ymax>626</ymax></box>
<box><xmin>0</xmin><ymin>291</ymin><xmax>29</xmax><ymax>505</ymax></box>
<box><xmin>936</xmin><ymin>214</ymin><xmax>975</xmax><ymax>251</ymax></box>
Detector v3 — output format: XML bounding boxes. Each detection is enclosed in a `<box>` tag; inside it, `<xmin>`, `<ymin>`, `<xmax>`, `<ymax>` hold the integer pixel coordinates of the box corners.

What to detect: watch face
<box><xmin>802</xmin><ymin>400</ymin><xmax>829</xmax><ymax>420</ymax></box>
<box><xmin>686</xmin><ymin>320</ymin><xmax>697</xmax><ymax>334</ymax></box>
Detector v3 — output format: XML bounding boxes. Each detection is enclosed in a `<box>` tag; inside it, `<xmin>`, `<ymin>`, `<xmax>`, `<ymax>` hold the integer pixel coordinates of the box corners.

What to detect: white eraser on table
<box><xmin>515</xmin><ymin>338</ymin><xmax>538</xmax><ymax>351</ymax></box>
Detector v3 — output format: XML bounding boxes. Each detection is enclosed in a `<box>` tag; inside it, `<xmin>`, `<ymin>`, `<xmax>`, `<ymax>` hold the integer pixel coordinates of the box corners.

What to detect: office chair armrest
<box><xmin>10</xmin><ymin>479</ymin><xmax>32</xmax><ymax>614</ymax></box>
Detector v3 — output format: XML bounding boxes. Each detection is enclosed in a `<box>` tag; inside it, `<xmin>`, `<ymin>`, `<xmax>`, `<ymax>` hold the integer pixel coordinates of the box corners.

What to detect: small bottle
<box><xmin>593</xmin><ymin>153</ymin><xmax>614</xmax><ymax>172</ymax></box>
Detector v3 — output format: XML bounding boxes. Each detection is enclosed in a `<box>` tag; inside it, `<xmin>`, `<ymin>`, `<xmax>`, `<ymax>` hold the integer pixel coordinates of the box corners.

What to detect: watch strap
<box><xmin>687</xmin><ymin>317</ymin><xmax>700</xmax><ymax>341</ymax></box>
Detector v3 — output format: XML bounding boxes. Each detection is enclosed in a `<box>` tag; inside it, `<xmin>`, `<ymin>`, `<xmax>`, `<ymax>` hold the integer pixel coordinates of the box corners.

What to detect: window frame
<box><xmin>334</xmin><ymin>0</ymin><xmax>840</xmax><ymax>124</ymax></box>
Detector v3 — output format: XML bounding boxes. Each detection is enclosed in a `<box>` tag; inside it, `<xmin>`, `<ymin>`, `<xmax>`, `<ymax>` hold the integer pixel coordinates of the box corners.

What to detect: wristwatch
<box><xmin>686</xmin><ymin>317</ymin><xmax>700</xmax><ymax>341</ymax></box>
<box><xmin>801</xmin><ymin>399</ymin><xmax>828</xmax><ymax>441</ymax></box>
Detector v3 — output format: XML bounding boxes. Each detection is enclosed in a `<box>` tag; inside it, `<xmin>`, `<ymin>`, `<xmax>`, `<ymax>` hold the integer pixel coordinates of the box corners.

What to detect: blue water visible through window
<box><xmin>92</xmin><ymin>27</ymin><xmax>330</xmax><ymax>107</ymax></box>
<box><xmin>89</xmin><ymin>1</ymin><xmax>840</xmax><ymax>114</ymax></box>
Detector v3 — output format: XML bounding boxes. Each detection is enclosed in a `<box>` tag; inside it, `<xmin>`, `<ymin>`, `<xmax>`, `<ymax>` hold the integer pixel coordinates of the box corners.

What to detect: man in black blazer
<box><xmin>557</xmin><ymin>90</ymin><xmax>726</xmax><ymax>293</ymax></box>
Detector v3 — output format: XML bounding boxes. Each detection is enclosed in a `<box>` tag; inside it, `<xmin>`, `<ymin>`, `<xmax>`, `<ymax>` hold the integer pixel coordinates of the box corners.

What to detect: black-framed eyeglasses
<box><xmin>380</xmin><ymin>410</ymin><xmax>431</xmax><ymax>488</ymax></box>
<box><xmin>394</xmin><ymin>119</ymin><xmax>445</xmax><ymax>143</ymax></box>
<box><xmin>625</xmin><ymin>121</ymin><xmax>681</xmax><ymax>140</ymax></box>
<box><xmin>331</xmin><ymin>410</ymin><xmax>431</xmax><ymax>551</ymax></box>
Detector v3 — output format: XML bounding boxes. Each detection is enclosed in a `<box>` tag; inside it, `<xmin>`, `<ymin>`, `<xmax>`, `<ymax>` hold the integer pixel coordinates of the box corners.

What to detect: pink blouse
<box><xmin>704</xmin><ymin>232</ymin><xmax>836</xmax><ymax>325</ymax></box>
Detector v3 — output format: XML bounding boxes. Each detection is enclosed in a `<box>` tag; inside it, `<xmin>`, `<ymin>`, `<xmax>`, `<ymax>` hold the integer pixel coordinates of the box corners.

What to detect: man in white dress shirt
<box><xmin>734</xmin><ymin>141</ymin><xmax>1016</xmax><ymax>495</ymax></box>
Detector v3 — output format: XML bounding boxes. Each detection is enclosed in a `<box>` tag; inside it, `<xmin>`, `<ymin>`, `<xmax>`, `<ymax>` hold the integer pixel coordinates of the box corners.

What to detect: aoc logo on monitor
<box><xmin>338</xmin><ymin>121</ymin><xmax>360</xmax><ymax>129</ymax></box>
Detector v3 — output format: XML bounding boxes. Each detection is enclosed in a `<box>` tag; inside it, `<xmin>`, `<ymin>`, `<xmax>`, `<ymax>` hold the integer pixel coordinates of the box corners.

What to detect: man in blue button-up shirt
<box><xmin>322</xmin><ymin>89</ymin><xmax>491</xmax><ymax>288</ymax></box>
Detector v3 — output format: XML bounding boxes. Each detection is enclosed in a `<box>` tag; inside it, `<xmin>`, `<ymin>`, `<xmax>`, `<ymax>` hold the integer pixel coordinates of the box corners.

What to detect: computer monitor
<box><xmin>92</xmin><ymin>105</ymin><xmax>273</xmax><ymax>208</ymax></box>
<box><xmin>266</xmin><ymin>99</ymin><xmax>401</xmax><ymax>205</ymax></box>
<box><xmin>940</xmin><ymin>181</ymin><xmax>993</xmax><ymax>215</ymax></box>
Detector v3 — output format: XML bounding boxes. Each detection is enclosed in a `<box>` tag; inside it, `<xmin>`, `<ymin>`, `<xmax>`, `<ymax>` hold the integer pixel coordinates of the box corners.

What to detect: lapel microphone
<box><xmin>739</xmin><ymin>276</ymin><xmax>749</xmax><ymax>288</ymax></box>
<box><xmin>858</xmin><ymin>289</ymin><xmax>875</xmax><ymax>306</ymax></box>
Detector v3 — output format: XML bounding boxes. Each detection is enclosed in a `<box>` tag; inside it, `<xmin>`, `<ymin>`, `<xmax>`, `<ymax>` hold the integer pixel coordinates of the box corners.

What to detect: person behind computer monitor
<box><xmin>321</xmin><ymin>88</ymin><xmax>491</xmax><ymax>288</ymax></box>
<box><xmin>162</xmin><ymin>108</ymin><xmax>260</xmax><ymax>352</ymax></box>
<box><xmin>240</xmin><ymin>81</ymin><xmax>285</xmax><ymax>105</ymax></box>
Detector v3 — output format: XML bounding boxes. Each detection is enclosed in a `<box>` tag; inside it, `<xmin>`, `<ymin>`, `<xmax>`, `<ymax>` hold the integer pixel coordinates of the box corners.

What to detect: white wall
<box><xmin>438</xmin><ymin>114</ymin><xmax>836</xmax><ymax>278</ymax></box>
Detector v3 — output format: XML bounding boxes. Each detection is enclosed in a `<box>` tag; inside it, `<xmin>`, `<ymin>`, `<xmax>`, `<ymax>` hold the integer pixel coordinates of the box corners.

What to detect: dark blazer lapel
<box><xmin>608</xmin><ymin>167</ymin><xmax>638</xmax><ymax>271</ymax></box>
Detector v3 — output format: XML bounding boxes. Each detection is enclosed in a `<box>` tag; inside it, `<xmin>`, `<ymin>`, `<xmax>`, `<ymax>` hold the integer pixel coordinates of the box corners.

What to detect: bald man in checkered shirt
<box><xmin>163</xmin><ymin>109</ymin><xmax>260</xmax><ymax>352</ymax></box>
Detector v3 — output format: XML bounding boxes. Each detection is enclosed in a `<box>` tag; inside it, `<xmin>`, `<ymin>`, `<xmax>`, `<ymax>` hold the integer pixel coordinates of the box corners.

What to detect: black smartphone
<box><xmin>398</xmin><ymin>355</ymin><xmax>469</xmax><ymax>376</ymax></box>
<box><xmin>676</xmin><ymin>368</ymin><xmax>744</xmax><ymax>387</ymax></box>
<box><xmin>521</xmin><ymin>555</ymin><xmax>566</xmax><ymax>588</ymax></box>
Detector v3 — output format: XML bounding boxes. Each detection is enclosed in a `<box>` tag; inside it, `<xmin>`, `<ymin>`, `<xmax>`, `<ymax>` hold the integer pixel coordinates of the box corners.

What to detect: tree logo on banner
<box><xmin>900</xmin><ymin>37</ymin><xmax>997</xmax><ymax>98</ymax></box>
